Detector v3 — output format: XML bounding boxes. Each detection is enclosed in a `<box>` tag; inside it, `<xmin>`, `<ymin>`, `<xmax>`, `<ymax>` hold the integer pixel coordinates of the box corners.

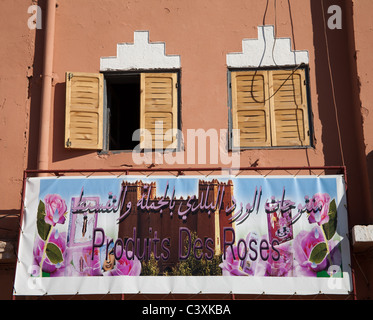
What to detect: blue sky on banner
<box><xmin>38</xmin><ymin>175</ymin><xmax>338</xmax><ymax>218</ymax></box>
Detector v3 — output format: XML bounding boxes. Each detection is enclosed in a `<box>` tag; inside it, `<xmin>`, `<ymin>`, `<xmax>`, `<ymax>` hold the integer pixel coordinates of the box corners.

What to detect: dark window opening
<box><xmin>106</xmin><ymin>74</ymin><xmax>140</xmax><ymax>150</ymax></box>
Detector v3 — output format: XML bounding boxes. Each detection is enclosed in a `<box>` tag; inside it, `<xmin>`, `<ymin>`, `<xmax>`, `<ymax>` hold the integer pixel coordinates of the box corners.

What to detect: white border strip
<box><xmin>14</xmin><ymin>175</ymin><xmax>352</xmax><ymax>296</ymax></box>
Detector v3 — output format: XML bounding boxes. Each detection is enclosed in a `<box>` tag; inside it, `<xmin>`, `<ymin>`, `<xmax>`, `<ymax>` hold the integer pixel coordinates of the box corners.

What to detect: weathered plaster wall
<box><xmin>0</xmin><ymin>0</ymin><xmax>41</xmax><ymax>299</ymax></box>
<box><xmin>350</xmin><ymin>0</ymin><xmax>373</xmax><ymax>300</ymax></box>
<box><xmin>0</xmin><ymin>0</ymin><xmax>36</xmax><ymax>210</ymax></box>
<box><xmin>48</xmin><ymin>0</ymin><xmax>372</xmax><ymax>226</ymax></box>
<box><xmin>44</xmin><ymin>0</ymin><xmax>321</xmax><ymax>171</ymax></box>
<box><xmin>1</xmin><ymin>0</ymin><xmax>373</xmax><ymax>299</ymax></box>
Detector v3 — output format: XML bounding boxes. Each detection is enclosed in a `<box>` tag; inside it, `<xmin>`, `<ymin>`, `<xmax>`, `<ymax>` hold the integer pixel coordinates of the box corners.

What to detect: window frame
<box><xmin>100</xmin><ymin>69</ymin><xmax>182</xmax><ymax>154</ymax></box>
<box><xmin>227</xmin><ymin>65</ymin><xmax>313</xmax><ymax>150</ymax></box>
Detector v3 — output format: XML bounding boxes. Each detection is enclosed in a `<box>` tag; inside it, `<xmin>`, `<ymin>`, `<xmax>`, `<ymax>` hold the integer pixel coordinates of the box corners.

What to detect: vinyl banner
<box><xmin>14</xmin><ymin>175</ymin><xmax>352</xmax><ymax>295</ymax></box>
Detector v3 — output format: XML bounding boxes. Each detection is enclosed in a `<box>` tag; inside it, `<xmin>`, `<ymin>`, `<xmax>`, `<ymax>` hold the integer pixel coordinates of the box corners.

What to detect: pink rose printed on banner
<box><xmin>293</xmin><ymin>227</ymin><xmax>342</xmax><ymax>277</ymax></box>
<box><xmin>32</xmin><ymin>195</ymin><xmax>68</xmax><ymax>277</ymax></box>
<box><xmin>32</xmin><ymin>229</ymin><xmax>67</xmax><ymax>277</ymax></box>
<box><xmin>299</xmin><ymin>194</ymin><xmax>341</xmax><ymax>276</ymax></box>
<box><xmin>96</xmin><ymin>240</ymin><xmax>142</xmax><ymax>276</ymax></box>
<box><xmin>44</xmin><ymin>194</ymin><xmax>67</xmax><ymax>226</ymax></box>
<box><xmin>293</xmin><ymin>227</ymin><xmax>328</xmax><ymax>276</ymax></box>
<box><xmin>105</xmin><ymin>252</ymin><xmax>142</xmax><ymax>277</ymax></box>
<box><xmin>219</xmin><ymin>244</ymin><xmax>249</xmax><ymax>276</ymax></box>
<box><xmin>307</xmin><ymin>193</ymin><xmax>331</xmax><ymax>226</ymax></box>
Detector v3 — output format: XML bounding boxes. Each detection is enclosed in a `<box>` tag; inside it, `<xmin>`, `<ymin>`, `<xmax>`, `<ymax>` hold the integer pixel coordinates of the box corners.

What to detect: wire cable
<box><xmin>320</xmin><ymin>0</ymin><xmax>346</xmax><ymax>167</ymax></box>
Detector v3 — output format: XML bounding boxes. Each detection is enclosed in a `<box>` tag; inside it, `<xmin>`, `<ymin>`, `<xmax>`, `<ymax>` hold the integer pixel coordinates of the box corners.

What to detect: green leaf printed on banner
<box><xmin>322</xmin><ymin>199</ymin><xmax>337</xmax><ymax>240</ymax></box>
<box><xmin>37</xmin><ymin>200</ymin><xmax>51</xmax><ymax>241</ymax></box>
<box><xmin>309</xmin><ymin>242</ymin><xmax>328</xmax><ymax>264</ymax></box>
<box><xmin>46</xmin><ymin>243</ymin><xmax>63</xmax><ymax>264</ymax></box>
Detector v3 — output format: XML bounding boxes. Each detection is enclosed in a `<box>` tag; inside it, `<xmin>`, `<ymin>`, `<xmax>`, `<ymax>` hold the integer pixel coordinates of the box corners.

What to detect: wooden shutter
<box><xmin>269</xmin><ymin>69</ymin><xmax>310</xmax><ymax>147</ymax></box>
<box><xmin>65</xmin><ymin>72</ymin><xmax>104</xmax><ymax>150</ymax></box>
<box><xmin>231</xmin><ymin>71</ymin><xmax>271</xmax><ymax>148</ymax></box>
<box><xmin>140</xmin><ymin>73</ymin><xmax>178</xmax><ymax>149</ymax></box>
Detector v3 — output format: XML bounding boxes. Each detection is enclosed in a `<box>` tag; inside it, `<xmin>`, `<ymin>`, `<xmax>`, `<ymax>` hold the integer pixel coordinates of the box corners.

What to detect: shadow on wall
<box><xmin>367</xmin><ymin>150</ymin><xmax>373</xmax><ymax>216</ymax></box>
<box><xmin>0</xmin><ymin>210</ymin><xmax>21</xmax><ymax>240</ymax></box>
<box><xmin>310</xmin><ymin>0</ymin><xmax>353</xmax><ymax>165</ymax></box>
<box><xmin>26</xmin><ymin>0</ymin><xmax>45</xmax><ymax>170</ymax></box>
<box><xmin>310</xmin><ymin>0</ymin><xmax>372</xmax><ymax>224</ymax></box>
<box><xmin>311</xmin><ymin>0</ymin><xmax>373</xmax><ymax>300</ymax></box>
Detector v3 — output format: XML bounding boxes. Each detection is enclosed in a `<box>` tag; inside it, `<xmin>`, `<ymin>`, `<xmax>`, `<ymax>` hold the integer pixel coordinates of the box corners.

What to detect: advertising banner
<box><xmin>14</xmin><ymin>175</ymin><xmax>352</xmax><ymax>295</ymax></box>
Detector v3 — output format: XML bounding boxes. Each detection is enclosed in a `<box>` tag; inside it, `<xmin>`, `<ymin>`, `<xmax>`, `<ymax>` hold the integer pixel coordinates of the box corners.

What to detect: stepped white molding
<box><xmin>227</xmin><ymin>25</ymin><xmax>309</xmax><ymax>68</ymax></box>
<box><xmin>100</xmin><ymin>31</ymin><xmax>181</xmax><ymax>71</ymax></box>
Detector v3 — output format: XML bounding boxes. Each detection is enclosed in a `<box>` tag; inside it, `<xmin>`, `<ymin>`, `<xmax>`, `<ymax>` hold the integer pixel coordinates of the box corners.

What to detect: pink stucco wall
<box><xmin>47</xmin><ymin>0</ymin><xmax>320</xmax><ymax>170</ymax></box>
<box><xmin>1</xmin><ymin>0</ymin><xmax>373</xmax><ymax>299</ymax></box>
<box><xmin>0</xmin><ymin>1</ymin><xmax>35</xmax><ymax>211</ymax></box>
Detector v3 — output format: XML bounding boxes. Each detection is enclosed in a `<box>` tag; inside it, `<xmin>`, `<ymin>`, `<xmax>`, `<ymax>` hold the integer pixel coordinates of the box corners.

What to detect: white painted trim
<box><xmin>100</xmin><ymin>31</ymin><xmax>181</xmax><ymax>71</ymax></box>
<box><xmin>227</xmin><ymin>25</ymin><xmax>309</xmax><ymax>68</ymax></box>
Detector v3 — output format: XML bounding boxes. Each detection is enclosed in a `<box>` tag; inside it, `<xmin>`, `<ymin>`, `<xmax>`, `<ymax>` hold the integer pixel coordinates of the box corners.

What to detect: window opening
<box><xmin>105</xmin><ymin>74</ymin><xmax>141</xmax><ymax>151</ymax></box>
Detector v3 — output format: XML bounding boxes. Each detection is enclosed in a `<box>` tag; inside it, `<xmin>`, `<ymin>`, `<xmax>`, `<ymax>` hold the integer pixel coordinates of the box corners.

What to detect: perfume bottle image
<box><xmin>65</xmin><ymin>196</ymin><xmax>99</xmax><ymax>276</ymax></box>
<box><xmin>67</xmin><ymin>196</ymin><xmax>99</xmax><ymax>246</ymax></box>
<box><xmin>64</xmin><ymin>246</ymin><xmax>94</xmax><ymax>276</ymax></box>
<box><xmin>265</xmin><ymin>195</ymin><xmax>294</xmax><ymax>245</ymax></box>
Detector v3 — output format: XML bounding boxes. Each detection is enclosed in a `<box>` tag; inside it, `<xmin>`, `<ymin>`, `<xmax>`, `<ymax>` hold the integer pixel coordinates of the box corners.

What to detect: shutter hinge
<box><xmin>66</xmin><ymin>138</ymin><xmax>72</xmax><ymax>148</ymax></box>
<box><xmin>175</xmin><ymin>82</ymin><xmax>179</xmax><ymax>88</ymax></box>
<box><xmin>68</xmin><ymin>73</ymin><xmax>73</xmax><ymax>81</ymax></box>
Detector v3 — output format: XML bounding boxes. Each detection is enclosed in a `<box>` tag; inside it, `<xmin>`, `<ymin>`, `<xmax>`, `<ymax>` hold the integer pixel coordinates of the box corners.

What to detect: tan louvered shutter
<box><xmin>65</xmin><ymin>72</ymin><xmax>104</xmax><ymax>150</ymax></box>
<box><xmin>140</xmin><ymin>73</ymin><xmax>178</xmax><ymax>149</ymax></box>
<box><xmin>269</xmin><ymin>69</ymin><xmax>310</xmax><ymax>147</ymax></box>
<box><xmin>231</xmin><ymin>71</ymin><xmax>271</xmax><ymax>148</ymax></box>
